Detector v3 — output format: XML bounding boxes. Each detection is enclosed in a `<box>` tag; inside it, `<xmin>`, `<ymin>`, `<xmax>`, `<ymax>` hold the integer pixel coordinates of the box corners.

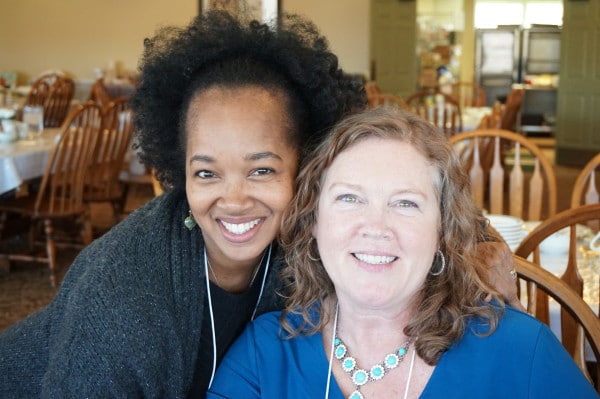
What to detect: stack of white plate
<box><xmin>486</xmin><ymin>214</ymin><xmax>524</xmax><ymax>251</ymax></box>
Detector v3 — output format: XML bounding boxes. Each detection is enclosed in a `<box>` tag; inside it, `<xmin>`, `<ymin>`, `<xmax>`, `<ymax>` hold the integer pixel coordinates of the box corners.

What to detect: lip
<box><xmin>217</xmin><ymin>217</ymin><xmax>265</xmax><ymax>244</ymax></box>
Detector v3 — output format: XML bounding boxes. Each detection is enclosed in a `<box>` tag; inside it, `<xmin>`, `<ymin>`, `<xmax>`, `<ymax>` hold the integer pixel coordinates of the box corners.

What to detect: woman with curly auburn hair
<box><xmin>207</xmin><ymin>107</ymin><xmax>596</xmax><ymax>398</ymax></box>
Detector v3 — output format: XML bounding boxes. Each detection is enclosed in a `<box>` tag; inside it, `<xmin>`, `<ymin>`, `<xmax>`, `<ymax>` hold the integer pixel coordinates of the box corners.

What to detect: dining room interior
<box><xmin>1</xmin><ymin>0</ymin><xmax>600</xmax><ymax>388</ymax></box>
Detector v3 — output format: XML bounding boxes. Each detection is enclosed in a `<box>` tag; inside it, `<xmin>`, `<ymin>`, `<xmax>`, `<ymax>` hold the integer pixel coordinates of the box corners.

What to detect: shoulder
<box><xmin>422</xmin><ymin>307</ymin><xmax>597</xmax><ymax>397</ymax></box>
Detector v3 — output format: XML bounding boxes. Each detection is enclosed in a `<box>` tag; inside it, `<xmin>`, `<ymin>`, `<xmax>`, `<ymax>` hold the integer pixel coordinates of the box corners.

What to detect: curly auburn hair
<box><xmin>279</xmin><ymin>106</ymin><xmax>502</xmax><ymax>365</ymax></box>
<box><xmin>130</xmin><ymin>11</ymin><xmax>366</xmax><ymax>190</ymax></box>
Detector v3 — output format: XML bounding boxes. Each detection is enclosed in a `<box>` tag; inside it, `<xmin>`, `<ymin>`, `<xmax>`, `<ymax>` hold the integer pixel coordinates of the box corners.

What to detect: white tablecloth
<box><xmin>461</xmin><ymin>106</ymin><xmax>492</xmax><ymax>131</ymax></box>
<box><xmin>0</xmin><ymin>128</ymin><xmax>60</xmax><ymax>195</ymax></box>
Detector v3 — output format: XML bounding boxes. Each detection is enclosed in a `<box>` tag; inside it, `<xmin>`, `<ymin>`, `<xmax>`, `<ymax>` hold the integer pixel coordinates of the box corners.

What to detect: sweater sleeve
<box><xmin>0</xmin><ymin>191</ymin><xmax>202</xmax><ymax>398</ymax></box>
<box><xmin>41</xmin><ymin>243</ymin><xmax>186</xmax><ymax>397</ymax></box>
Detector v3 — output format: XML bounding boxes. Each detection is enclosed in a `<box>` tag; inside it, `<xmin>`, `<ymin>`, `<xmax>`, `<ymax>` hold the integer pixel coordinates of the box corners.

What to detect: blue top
<box><xmin>207</xmin><ymin>306</ymin><xmax>598</xmax><ymax>398</ymax></box>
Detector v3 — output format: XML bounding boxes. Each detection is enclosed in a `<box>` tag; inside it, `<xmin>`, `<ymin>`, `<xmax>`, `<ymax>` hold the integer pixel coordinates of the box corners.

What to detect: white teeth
<box><xmin>354</xmin><ymin>253</ymin><xmax>396</xmax><ymax>265</ymax></box>
<box><xmin>221</xmin><ymin>219</ymin><xmax>261</xmax><ymax>235</ymax></box>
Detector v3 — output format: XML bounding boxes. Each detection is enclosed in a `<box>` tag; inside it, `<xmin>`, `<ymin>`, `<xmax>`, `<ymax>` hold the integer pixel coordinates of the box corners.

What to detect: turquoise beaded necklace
<box><xmin>333</xmin><ymin>331</ymin><xmax>414</xmax><ymax>399</ymax></box>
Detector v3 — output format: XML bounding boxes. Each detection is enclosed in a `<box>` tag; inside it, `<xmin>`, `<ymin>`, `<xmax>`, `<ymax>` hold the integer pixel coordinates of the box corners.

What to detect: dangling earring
<box><xmin>184</xmin><ymin>210</ymin><xmax>196</xmax><ymax>230</ymax></box>
<box><xmin>307</xmin><ymin>237</ymin><xmax>321</xmax><ymax>262</ymax></box>
<box><xmin>430</xmin><ymin>249</ymin><xmax>446</xmax><ymax>276</ymax></box>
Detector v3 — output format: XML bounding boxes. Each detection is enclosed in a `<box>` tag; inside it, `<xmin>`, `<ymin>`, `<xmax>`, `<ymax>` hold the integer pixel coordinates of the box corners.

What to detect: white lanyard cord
<box><xmin>324</xmin><ymin>301</ymin><xmax>339</xmax><ymax>399</ymax></box>
<box><xmin>203</xmin><ymin>247</ymin><xmax>218</xmax><ymax>390</ymax></box>
<box><xmin>204</xmin><ymin>243</ymin><xmax>272</xmax><ymax>390</ymax></box>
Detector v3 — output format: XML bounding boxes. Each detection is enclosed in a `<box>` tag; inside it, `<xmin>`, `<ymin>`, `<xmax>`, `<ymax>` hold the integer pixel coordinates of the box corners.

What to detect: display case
<box><xmin>514</xmin><ymin>83</ymin><xmax>558</xmax><ymax>136</ymax></box>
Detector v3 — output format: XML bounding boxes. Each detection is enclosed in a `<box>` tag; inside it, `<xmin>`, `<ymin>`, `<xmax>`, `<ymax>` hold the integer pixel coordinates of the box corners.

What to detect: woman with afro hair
<box><xmin>0</xmin><ymin>10</ymin><xmax>516</xmax><ymax>398</ymax></box>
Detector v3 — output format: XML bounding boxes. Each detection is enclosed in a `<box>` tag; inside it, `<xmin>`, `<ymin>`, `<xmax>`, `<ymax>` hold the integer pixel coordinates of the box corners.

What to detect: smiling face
<box><xmin>185</xmin><ymin>86</ymin><xmax>298</xmax><ymax>271</ymax></box>
<box><xmin>314</xmin><ymin>137</ymin><xmax>441</xmax><ymax>312</ymax></box>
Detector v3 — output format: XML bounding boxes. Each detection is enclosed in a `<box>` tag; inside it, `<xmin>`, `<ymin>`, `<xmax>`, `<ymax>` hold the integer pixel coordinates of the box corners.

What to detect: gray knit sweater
<box><xmin>0</xmin><ymin>189</ymin><xmax>284</xmax><ymax>398</ymax></box>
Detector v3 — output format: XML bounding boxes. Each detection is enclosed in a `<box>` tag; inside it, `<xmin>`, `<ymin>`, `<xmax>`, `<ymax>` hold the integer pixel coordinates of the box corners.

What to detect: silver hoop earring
<box><xmin>307</xmin><ymin>237</ymin><xmax>321</xmax><ymax>262</ymax></box>
<box><xmin>430</xmin><ymin>249</ymin><xmax>446</xmax><ymax>276</ymax></box>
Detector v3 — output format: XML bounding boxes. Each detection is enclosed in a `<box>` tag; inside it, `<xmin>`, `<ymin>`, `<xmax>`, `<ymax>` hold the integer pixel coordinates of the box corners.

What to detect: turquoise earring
<box><xmin>184</xmin><ymin>210</ymin><xmax>196</xmax><ymax>230</ymax></box>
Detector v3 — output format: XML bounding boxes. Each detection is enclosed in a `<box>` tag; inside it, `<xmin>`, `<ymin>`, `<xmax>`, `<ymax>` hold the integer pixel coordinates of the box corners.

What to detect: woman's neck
<box><xmin>204</xmin><ymin>247</ymin><xmax>267</xmax><ymax>294</ymax></box>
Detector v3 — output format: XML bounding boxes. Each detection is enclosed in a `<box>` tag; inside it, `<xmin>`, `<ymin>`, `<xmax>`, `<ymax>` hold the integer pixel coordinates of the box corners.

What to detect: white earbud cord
<box><xmin>204</xmin><ymin>243</ymin><xmax>272</xmax><ymax>390</ymax></box>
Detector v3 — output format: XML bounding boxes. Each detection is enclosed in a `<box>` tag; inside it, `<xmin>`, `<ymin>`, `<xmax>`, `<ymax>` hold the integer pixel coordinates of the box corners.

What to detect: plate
<box><xmin>487</xmin><ymin>214</ymin><xmax>523</xmax><ymax>229</ymax></box>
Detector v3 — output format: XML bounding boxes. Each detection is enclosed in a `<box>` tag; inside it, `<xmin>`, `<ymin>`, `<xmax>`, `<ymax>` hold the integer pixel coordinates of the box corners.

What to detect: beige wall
<box><xmin>0</xmin><ymin>0</ymin><xmax>197</xmax><ymax>84</ymax></box>
<box><xmin>283</xmin><ymin>0</ymin><xmax>370</xmax><ymax>78</ymax></box>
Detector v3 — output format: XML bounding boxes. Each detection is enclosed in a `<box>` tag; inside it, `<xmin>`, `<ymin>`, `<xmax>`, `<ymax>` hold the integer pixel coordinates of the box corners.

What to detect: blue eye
<box><xmin>251</xmin><ymin>168</ymin><xmax>275</xmax><ymax>176</ymax></box>
<box><xmin>337</xmin><ymin>194</ymin><xmax>359</xmax><ymax>203</ymax></box>
<box><xmin>394</xmin><ymin>200</ymin><xmax>417</xmax><ymax>208</ymax></box>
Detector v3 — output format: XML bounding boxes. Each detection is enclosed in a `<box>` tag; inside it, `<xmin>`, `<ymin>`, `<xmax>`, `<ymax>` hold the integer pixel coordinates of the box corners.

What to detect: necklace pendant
<box><xmin>341</xmin><ymin>356</ymin><xmax>356</xmax><ymax>372</ymax></box>
<box><xmin>351</xmin><ymin>369</ymin><xmax>369</xmax><ymax>386</ymax></box>
<box><xmin>384</xmin><ymin>353</ymin><xmax>400</xmax><ymax>369</ymax></box>
<box><xmin>370</xmin><ymin>364</ymin><xmax>385</xmax><ymax>380</ymax></box>
<box><xmin>348</xmin><ymin>391</ymin><xmax>364</xmax><ymax>399</ymax></box>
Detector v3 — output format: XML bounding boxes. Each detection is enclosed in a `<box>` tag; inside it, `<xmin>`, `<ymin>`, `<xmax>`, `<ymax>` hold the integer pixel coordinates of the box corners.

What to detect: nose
<box><xmin>360</xmin><ymin>206</ymin><xmax>393</xmax><ymax>240</ymax></box>
<box><xmin>218</xmin><ymin>179</ymin><xmax>253</xmax><ymax>211</ymax></box>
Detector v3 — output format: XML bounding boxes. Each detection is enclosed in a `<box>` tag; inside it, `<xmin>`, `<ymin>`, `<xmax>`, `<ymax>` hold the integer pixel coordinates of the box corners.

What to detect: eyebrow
<box><xmin>328</xmin><ymin>182</ymin><xmax>428</xmax><ymax>198</ymax></box>
<box><xmin>189</xmin><ymin>151</ymin><xmax>282</xmax><ymax>165</ymax></box>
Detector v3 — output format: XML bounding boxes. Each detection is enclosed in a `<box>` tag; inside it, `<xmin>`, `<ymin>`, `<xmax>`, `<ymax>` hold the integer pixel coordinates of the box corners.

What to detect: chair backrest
<box><xmin>34</xmin><ymin>103</ymin><xmax>102</xmax><ymax>216</ymax></box>
<box><xmin>571</xmin><ymin>152</ymin><xmax>600</xmax><ymax>208</ymax></box>
<box><xmin>449</xmin><ymin>128</ymin><xmax>557</xmax><ymax>221</ymax></box>
<box><xmin>364</xmin><ymin>81</ymin><xmax>383</xmax><ymax>107</ymax></box>
<box><xmin>84</xmin><ymin>98</ymin><xmax>133</xmax><ymax>201</ymax></box>
<box><xmin>368</xmin><ymin>93</ymin><xmax>410</xmax><ymax>110</ymax></box>
<box><xmin>515</xmin><ymin>202</ymin><xmax>600</xmax><ymax>308</ymax></box>
<box><xmin>477</xmin><ymin>101</ymin><xmax>505</xmax><ymax>129</ymax></box>
<box><xmin>43</xmin><ymin>77</ymin><xmax>75</xmax><ymax>128</ymax></box>
<box><xmin>24</xmin><ymin>80</ymin><xmax>51</xmax><ymax>107</ymax></box>
<box><xmin>500</xmin><ymin>88</ymin><xmax>524</xmax><ymax>131</ymax></box>
<box><xmin>448</xmin><ymin>81</ymin><xmax>487</xmax><ymax>109</ymax></box>
<box><xmin>405</xmin><ymin>90</ymin><xmax>462</xmax><ymax>136</ymax></box>
<box><xmin>513</xmin><ymin>254</ymin><xmax>600</xmax><ymax>390</ymax></box>
<box><xmin>88</xmin><ymin>78</ymin><xmax>113</xmax><ymax>109</ymax></box>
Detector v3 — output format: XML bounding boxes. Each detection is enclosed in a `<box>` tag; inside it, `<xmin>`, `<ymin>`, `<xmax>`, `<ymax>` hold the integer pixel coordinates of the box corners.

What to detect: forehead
<box><xmin>184</xmin><ymin>86</ymin><xmax>298</xmax><ymax>159</ymax></box>
<box><xmin>324</xmin><ymin>137</ymin><xmax>437</xmax><ymax>187</ymax></box>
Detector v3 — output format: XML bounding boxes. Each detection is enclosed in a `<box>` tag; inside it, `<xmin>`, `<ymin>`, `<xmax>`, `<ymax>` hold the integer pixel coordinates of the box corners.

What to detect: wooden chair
<box><xmin>571</xmin><ymin>153</ymin><xmax>600</xmax><ymax>207</ymax></box>
<box><xmin>500</xmin><ymin>87</ymin><xmax>524</xmax><ymax>131</ymax></box>
<box><xmin>25</xmin><ymin>74</ymin><xmax>75</xmax><ymax>128</ymax></box>
<box><xmin>405</xmin><ymin>90</ymin><xmax>462</xmax><ymax>136</ymax></box>
<box><xmin>513</xmin><ymin>254</ymin><xmax>600</xmax><ymax>391</ymax></box>
<box><xmin>43</xmin><ymin>76</ymin><xmax>75</xmax><ymax>127</ymax></box>
<box><xmin>449</xmin><ymin>129</ymin><xmax>557</xmax><ymax>221</ymax></box>
<box><xmin>476</xmin><ymin>101</ymin><xmax>504</xmax><ymax>129</ymax></box>
<box><xmin>448</xmin><ymin>81</ymin><xmax>487</xmax><ymax>109</ymax></box>
<box><xmin>84</xmin><ymin>98</ymin><xmax>133</xmax><ymax>226</ymax></box>
<box><xmin>367</xmin><ymin>93</ymin><xmax>410</xmax><ymax>110</ymax></box>
<box><xmin>88</xmin><ymin>78</ymin><xmax>114</xmax><ymax>109</ymax></box>
<box><xmin>23</xmin><ymin>80</ymin><xmax>50</xmax><ymax>108</ymax></box>
<box><xmin>514</xmin><ymin>204</ymin><xmax>600</xmax><ymax>351</ymax></box>
<box><xmin>364</xmin><ymin>81</ymin><xmax>383</xmax><ymax>108</ymax></box>
<box><xmin>0</xmin><ymin>103</ymin><xmax>102</xmax><ymax>286</ymax></box>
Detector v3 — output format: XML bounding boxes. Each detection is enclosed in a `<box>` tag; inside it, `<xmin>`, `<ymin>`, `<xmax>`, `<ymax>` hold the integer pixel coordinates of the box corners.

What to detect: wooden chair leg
<box><xmin>43</xmin><ymin>219</ymin><xmax>57</xmax><ymax>287</ymax></box>
<box><xmin>110</xmin><ymin>200</ymin><xmax>122</xmax><ymax>225</ymax></box>
<box><xmin>0</xmin><ymin>211</ymin><xmax>6</xmax><ymax>239</ymax></box>
<box><xmin>80</xmin><ymin>211</ymin><xmax>93</xmax><ymax>246</ymax></box>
